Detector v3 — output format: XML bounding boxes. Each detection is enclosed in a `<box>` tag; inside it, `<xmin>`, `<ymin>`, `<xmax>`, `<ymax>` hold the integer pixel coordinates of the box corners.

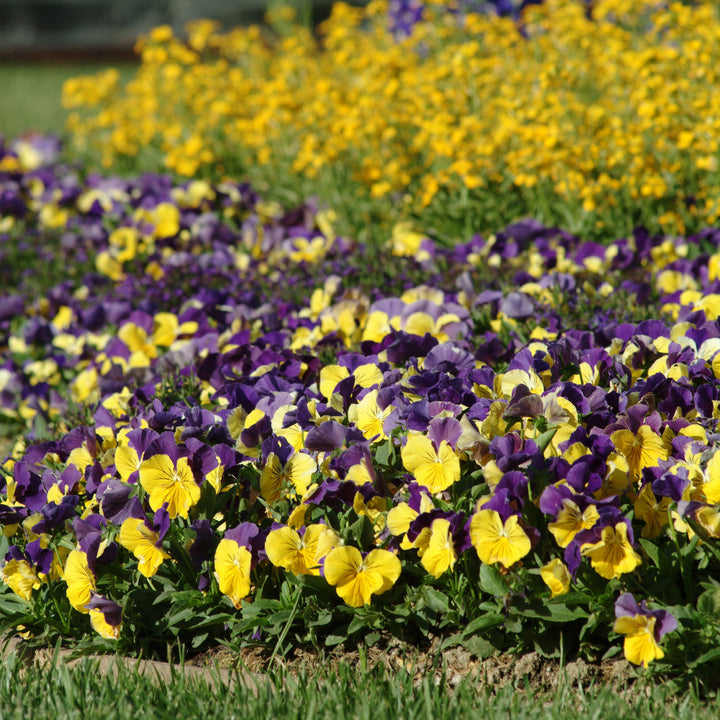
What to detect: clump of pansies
<box><xmin>9</xmin><ymin>134</ymin><xmax>720</xmax><ymax>673</ymax></box>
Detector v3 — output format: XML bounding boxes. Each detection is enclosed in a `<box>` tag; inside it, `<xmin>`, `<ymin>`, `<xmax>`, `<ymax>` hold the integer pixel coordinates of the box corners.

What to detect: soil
<box><xmin>185</xmin><ymin>638</ymin><xmax>639</xmax><ymax>696</ymax></box>
<box><xmin>4</xmin><ymin>629</ymin><xmax>647</xmax><ymax>696</ymax></box>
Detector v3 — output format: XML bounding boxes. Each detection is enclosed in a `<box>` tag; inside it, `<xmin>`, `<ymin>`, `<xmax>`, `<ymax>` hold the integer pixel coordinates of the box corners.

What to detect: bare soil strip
<box><xmin>1</xmin><ymin>634</ymin><xmax>638</xmax><ymax>695</ymax></box>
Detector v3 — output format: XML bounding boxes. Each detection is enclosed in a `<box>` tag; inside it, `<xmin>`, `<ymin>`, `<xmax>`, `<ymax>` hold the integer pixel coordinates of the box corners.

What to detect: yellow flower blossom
<box><xmin>470</xmin><ymin>509</ymin><xmax>531</xmax><ymax>568</ymax></box>
<box><xmin>324</xmin><ymin>546</ymin><xmax>401</xmax><ymax>607</ymax></box>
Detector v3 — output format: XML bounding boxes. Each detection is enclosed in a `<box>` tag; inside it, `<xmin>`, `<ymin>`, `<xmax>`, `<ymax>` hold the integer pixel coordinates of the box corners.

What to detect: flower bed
<box><xmin>2</xmin><ymin>135</ymin><xmax>720</xmax><ymax>681</ymax></box>
<box><xmin>62</xmin><ymin>0</ymin><xmax>720</xmax><ymax>241</ymax></box>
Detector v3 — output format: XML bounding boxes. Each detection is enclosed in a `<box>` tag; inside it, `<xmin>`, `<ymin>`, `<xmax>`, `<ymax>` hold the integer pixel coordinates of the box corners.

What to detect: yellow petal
<box><xmin>64</xmin><ymin>550</ymin><xmax>96</xmax><ymax>613</ymax></box>
<box><xmin>214</xmin><ymin>539</ymin><xmax>251</xmax><ymax>608</ymax></box>
<box><xmin>324</xmin><ymin>545</ymin><xmax>362</xmax><ymax>588</ymax></box>
<box><xmin>540</xmin><ymin>558</ymin><xmax>571</xmax><ymax>597</ymax></box>
<box><xmin>386</xmin><ymin>503</ymin><xmax>418</xmax><ymax>536</ymax></box>
<box><xmin>470</xmin><ymin>510</ymin><xmax>531</xmax><ymax>568</ymax></box>
<box><xmin>319</xmin><ymin>365</ymin><xmax>350</xmax><ymax>399</ymax></box>
<box><xmin>265</xmin><ymin>526</ymin><xmax>321</xmax><ymax>575</ymax></box>
<box><xmin>420</xmin><ymin>518</ymin><xmax>456</xmax><ymax>578</ymax></box>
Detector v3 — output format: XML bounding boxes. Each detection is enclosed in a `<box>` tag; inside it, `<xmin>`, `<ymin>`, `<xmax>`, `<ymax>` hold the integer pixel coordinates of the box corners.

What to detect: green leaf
<box><xmin>685</xmin><ymin>518</ymin><xmax>720</xmax><ymax>563</ymax></box>
<box><xmin>462</xmin><ymin>613</ymin><xmax>505</xmax><ymax>636</ymax></box>
<box><xmin>639</xmin><ymin>538</ymin><xmax>660</xmax><ymax>568</ymax></box>
<box><xmin>347</xmin><ymin>615</ymin><xmax>371</xmax><ymax>635</ymax></box>
<box><xmin>166</xmin><ymin>608</ymin><xmax>196</xmax><ymax>627</ymax></box>
<box><xmin>191</xmin><ymin>632</ymin><xmax>208</xmax><ymax>649</ymax></box>
<box><xmin>325</xmin><ymin>633</ymin><xmax>347</xmax><ymax>647</ymax></box>
<box><xmin>308</xmin><ymin>611</ymin><xmax>335</xmax><ymax>628</ymax></box>
<box><xmin>516</xmin><ymin>602</ymin><xmax>588</xmax><ymax>623</ymax></box>
<box><xmin>374</xmin><ymin>440</ymin><xmax>393</xmax><ymax>467</ymax></box>
<box><xmin>462</xmin><ymin>634</ymin><xmax>497</xmax><ymax>658</ymax></box>
<box><xmin>549</xmin><ymin>590</ymin><xmax>594</xmax><ymax>606</ymax></box>
<box><xmin>479</xmin><ymin>563</ymin><xmax>508</xmax><ymax>598</ymax></box>
<box><xmin>349</xmin><ymin>515</ymin><xmax>374</xmax><ymax>550</ymax></box>
<box><xmin>295</xmin><ymin>574</ymin><xmax>336</xmax><ymax>600</ymax></box>
<box><xmin>533</xmin><ymin>427</ymin><xmax>558</xmax><ymax>455</ymax></box>
<box><xmin>688</xmin><ymin>646</ymin><xmax>720</xmax><ymax>668</ymax></box>
<box><xmin>420</xmin><ymin>586</ymin><xmax>451</xmax><ymax>614</ymax></box>
<box><xmin>697</xmin><ymin>587</ymin><xmax>720</xmax><ymax>617</ymax></box>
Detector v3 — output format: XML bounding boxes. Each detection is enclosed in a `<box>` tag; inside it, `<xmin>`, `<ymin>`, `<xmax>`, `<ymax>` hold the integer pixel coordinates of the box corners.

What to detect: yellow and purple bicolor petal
<box><xmin>580</xmin><ymin>521</ymin><xmax>641</xmax><ymax>579</ymax></box>
<box><xmin>540</xmin><ymin>558</ymin><xmax>571</xmax><ymax>597</ymax></box>
<box><xmin>86</xmin><ymin>595</ymin><xmax>123</xmax><ymax>640</ymax></box>
<box><xmin>0</xmin><ymin>549</ymin><xmax>41</xmax><ymax>602</ymax></box>
<box><xmin>613</xmin><ymin>593</ymin><xmax>677</xmax><ymax>666</ymax></box>
<box><xmin>118</xmin><ymin>516</ymin><xmax>171</xmax><ymax>577</ymax></box>
<box><xmin>260</xmin><ymin>449</ymin><xmax>317</xmax><ymax>503</ymax></box>
<box><xmin>610</xmin><ymin>425</ymin><xmax>669</xmax><ymax>480</ymax></box>
<box><xmin>416</xmin><ymin>517</ymin><xmax>458</xmax><ymax>578</ymax></box>
<box><xmin>547</xmin><ymin>498</ymin><xmax>600</xmax><ymax>548</ymax></box>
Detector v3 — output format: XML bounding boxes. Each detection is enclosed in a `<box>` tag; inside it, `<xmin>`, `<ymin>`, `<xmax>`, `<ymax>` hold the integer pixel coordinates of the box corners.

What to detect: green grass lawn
<box><xmin>1</xmin><ymin>650</ymin><xmax>717</xmax><ymax>720</ymax></box>
<box><xmin>0</xmin><ymin>63</ymin><xmax>137</xmax><ymax>140</ymax></box>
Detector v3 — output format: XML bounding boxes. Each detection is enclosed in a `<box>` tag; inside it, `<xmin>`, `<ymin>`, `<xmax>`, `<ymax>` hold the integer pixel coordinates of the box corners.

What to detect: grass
<box><xmin>0</xmin><ymin>62</ymin><xmax>137</xmax><ymax>140</ymax></box>
<box><xmin>0</xmin><ymin>650</ymin><xmax>717</xmax><ymax>720</ymax></box>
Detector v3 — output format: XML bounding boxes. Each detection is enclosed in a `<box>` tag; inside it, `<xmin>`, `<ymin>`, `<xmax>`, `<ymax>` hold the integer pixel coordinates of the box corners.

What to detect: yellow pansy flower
<box><xmin>469</xmin><ymin>509</ymin><xmax>531</xmax><ymax>568</ymax></box>
<box><xmin>324</xmin><ymin>546</ymin><xmax>401</xmax><ymax>607</ymax></box>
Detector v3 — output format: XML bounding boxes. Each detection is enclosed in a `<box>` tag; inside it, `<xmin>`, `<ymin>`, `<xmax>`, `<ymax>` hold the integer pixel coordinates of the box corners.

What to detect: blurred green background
<box><xmin>0</xmin><ymin>63</ymin><xmax>137</xmax><ymax>139</ymax></box>
<box><xmin>0</xmin><ymin>0</ymin><xmax>339</xmax><ymax>141</ymax></box>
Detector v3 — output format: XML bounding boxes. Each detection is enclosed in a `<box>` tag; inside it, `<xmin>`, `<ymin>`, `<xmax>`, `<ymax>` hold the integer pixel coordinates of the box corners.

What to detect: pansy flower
<box><xmin>540</xmin><ymin>558</ymin><xmax>572</xmax><ymax>597</ymax></box>
<box><xmin>540</xmin><ymin>485</ymin><xmax>600</xmax><ymax>548</ymax></box>
<box><xmin>87</xmin><ymin>594</ymin><xmax>123</xmax><ymax>640</ymax></box>
<box><xmin>271</xmin><ymin>404</ymin><xmax>307</xmax><ymax>452</ymax></box>
<box><xmin>304</xmin><ymin>420</ymin><xmax>365</xmax><ymax>453</ymax></box>
<box><xmin>348</xmin><ymin>389</ymin><xmax>395</xmax><ymax>443</ymax></box>
<box><xmin>401</xmin><ymin>432</ymin><xmax>460</xmax><ymax>494</ymax></box>
<box><xmin>386</xmin><ymin>484</ymin><xmax>435</xmax><ymax>549</ymax></box>
<box><xmin>613</xmin><ymin>593</ymin><xmax>677</xmax><ymax>666</ymax></box>
<box><xmin>634</xmin><ymin>481</ymin><xmax>673</xmax><ymax>539</ymax></box>
<box><xmin>138</xmin><ymin>433</ymin><xmax>200</xmax><ymax>518</ymax></box>
<box><xmin>74</xmin><ymin>514</ymin><xmax>118</xmax><ymax>571</ymax></box>
<box><xmin>118</xmin><ymin>315</ymin><xmax>158</xmax><ymax>367</ymax></box>
<box><xmin>0</xmin><ymin>546</ymin><xmax>41</xmax><ymax>601</ymax></box>
<box><xmin>408</xmin><ymin>512</ymin><xmax>469</xmax><ymax>578</ymax></box>
<box><xmin>352</xmin><ymin>484</ymin><xmax>389</xmax><ymax>534</ymax></box>
<box><xmin>318</xmin><ymin>362</ymin><xmax>384</xmax><ymax>400</ymax></box>
<box><xmin>469</xmin><ymin>508</ymin><xmax>532</xmax><ymax>568</ymax></box>
<box><xmin>118</xmin><ymin>507</ymin><xmax>171</xmax><ymax>577</ymax></box>
<box><xmin>579</xmin><ymin>517</ymin><xmax>641</xmax><ymax>579</ymax></box>
<box><xmin>234</xmin><ymin>409</ymin><xmax>272</xmax><ymax>458</ymax></box>
<box><xmin>323</xmin><ymin>546</ymin><xmax>401</xmax><ymax>607</ymax></box>
<box><xmin>115</xmin><ymin>428</ymin><xmax>159</xmax><ymax>483</ymax></box>
<box><xmin>260</xmin><ymin>438</ymin><xmax>317</xmax><ymax>503</ymax></box>
<box><xmin>609</xmin><ymin>407</ymin><xmax>670</xmax><ymax>481</ymax></box>
<box><xmin>186</xmin><ymin>438</ymin><xmax>235</xmax><ymax>494</ymax></box>
<box><xmin>264</xmin><ymin>523</ymin><xmax>329</xmax><ymax>576</ymax></box>
<box><xmin>214</xmin><ymin>523</ymin><xmax>263</xmax><ymax>608</ymax></box>
<box><xmin>187</xmin><ymin>518</ymin><xmax>215</xmax><ymax>574</ymax></box>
